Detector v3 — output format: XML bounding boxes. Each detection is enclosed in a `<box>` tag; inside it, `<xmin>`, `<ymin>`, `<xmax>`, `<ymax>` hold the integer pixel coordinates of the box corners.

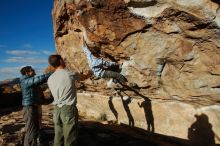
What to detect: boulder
<box><xmin>52</xmin><ymin>0</ymin><xmax>220</xmax><ymax>143</ymax></box>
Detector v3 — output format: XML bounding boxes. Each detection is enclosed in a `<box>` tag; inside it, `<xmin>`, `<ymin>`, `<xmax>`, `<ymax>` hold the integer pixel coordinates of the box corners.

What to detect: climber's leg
<box><xmin>102</xmin><ymin>70</ymin><xmax>127</xmax><ymax>83</ymax></box>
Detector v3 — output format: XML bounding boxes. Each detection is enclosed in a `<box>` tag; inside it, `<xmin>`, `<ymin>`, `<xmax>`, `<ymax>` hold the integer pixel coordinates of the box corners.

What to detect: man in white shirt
<box><xmin>48</xmin><ymin>54</ymin><xmax>91</xmax><ymax>146</ymax></box>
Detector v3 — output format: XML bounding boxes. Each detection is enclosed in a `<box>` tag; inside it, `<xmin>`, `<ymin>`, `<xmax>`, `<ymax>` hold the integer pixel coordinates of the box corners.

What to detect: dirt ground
<box><xmin>0</xmin><ymin>105</ymin><xmax>208</xmax><ymax>146</ymax></box>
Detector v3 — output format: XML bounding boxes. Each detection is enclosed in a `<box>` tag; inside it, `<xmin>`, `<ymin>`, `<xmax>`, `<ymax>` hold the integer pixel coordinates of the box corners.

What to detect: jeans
<box><xmin>102</xmin><ymin>70</ymin><xmax>127</xmax><ymax>83</ymax></box>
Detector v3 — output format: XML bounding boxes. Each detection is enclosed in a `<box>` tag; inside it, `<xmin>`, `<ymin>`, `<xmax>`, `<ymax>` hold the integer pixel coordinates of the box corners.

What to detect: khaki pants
<box><xmin>53</xmin><ymin>105</ymin><xmax>78</xmax><ymax>146</ymax></box>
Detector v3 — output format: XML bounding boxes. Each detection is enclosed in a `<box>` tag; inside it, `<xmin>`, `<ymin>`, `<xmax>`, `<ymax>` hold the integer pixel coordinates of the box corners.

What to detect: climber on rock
<box><xmin>81</xmin><ymin>36</ymin><xmax>127</xmax><ymax>84</ymax></box>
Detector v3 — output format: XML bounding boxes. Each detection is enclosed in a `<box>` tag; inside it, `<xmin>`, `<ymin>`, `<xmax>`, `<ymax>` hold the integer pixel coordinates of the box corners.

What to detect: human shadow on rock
<box><xmin>117</xmin><ymin>92</ymin><xmax>134</xmax><ymax>127</ymax></box>
<box><xmin>118</xmin><ymin>83</ymin><xmax>154</xmax><ymax>133</ymax></box>
<box><xmin>108</xmin><ymin>96</ymin><xmax>118</xmax><ymax>122</ymax></box>
<box><xmin>138</xmin><ymin>98</ymin><xmax>154</xmax><ymax>133</ymax></box>
<box><xmin>188</xmin><ymin>113</ymin><xmax>215</xmax><ymax>146</ymax></box>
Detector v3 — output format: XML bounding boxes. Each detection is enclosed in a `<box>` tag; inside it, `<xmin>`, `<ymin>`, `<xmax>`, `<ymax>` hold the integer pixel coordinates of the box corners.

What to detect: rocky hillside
<box><xmin>52</xmin><ymin>0</ymin><xmax>220</xmax><ymax>144</ymax></box>
<box><xmin>0</xmin><ymin>78</ymin><xmax>22</xmax><ymax>108</ymax></box>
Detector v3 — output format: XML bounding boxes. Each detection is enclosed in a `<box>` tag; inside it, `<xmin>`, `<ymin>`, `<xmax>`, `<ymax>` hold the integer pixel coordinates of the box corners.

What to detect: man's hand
<box><xmin>87</xmin><ymin>70</ymin><xmax>94</xmax><ymax>77</ymax></box>
<box><xmin>45</xmin><ymin>65</ymin><xmax>55</xmax><ymax>74</ymax></box>
<box><xmin>79</xmin><ymin>70</ymin><xmax>93</xmax><ymax>81</ymax></box>
<box><xmin>80</xmin><ymin>27</ymin><xmax>95</xmax><ymax>47</ymax></box>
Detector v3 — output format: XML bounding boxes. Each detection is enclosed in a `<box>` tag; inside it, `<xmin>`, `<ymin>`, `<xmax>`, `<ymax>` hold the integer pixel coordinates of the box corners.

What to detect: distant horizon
<box><xmin>0</xmin><ymin>0</ymin><xmax>55</xmax><ymax>81</ymax></box>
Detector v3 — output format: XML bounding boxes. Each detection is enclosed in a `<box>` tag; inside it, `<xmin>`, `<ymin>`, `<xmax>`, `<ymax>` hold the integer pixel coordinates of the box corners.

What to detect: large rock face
<box><xmin>52</xmin><ymin>0</ymin><xmax>220</xmax><ymax>144</ymax></box>
<box><xmin>77</xmin><ymin>93</ymin><xmax>220</xmax><ymax>145</ymax></box>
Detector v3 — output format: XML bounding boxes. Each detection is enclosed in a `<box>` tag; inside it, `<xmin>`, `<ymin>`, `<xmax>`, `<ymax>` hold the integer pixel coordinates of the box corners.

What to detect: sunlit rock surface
<box><xmin>52</xmin><ymin>0</ymin><xmax>220</xmax><ymax>144</ymax></box>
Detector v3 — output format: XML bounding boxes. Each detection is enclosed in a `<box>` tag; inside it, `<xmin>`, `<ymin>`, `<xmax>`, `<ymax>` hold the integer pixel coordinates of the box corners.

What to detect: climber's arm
<box><xmin>81</xmin><ymin>36</ymin><xmax>118</xmax><ymax>70</ymax></box>
<box><xmin>69</xmin><ymin>70</ymin><xmax>93</xmax><ymax>81</ymax></box>
<box><xmin>78</xmin><ymin>70</ymin><xmax>93</xmax><ymax>81</ymax></box>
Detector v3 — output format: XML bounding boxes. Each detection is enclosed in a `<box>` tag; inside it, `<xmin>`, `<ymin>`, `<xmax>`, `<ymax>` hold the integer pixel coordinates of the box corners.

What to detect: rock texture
<box><xmin>52</xmin><ymin>0</ymin><xmax>220</xmax><ymax>144</ymax></box>
<box><xmin>77</xmin><ymin>93</ymin><xmax>220</xmax><ymax>145</ymax></box>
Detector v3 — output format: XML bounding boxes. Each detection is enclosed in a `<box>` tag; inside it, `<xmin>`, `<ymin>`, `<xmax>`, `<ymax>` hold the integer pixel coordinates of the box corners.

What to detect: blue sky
<box><xmin>0</xmin><ymin>0</ymin><xmax>55</xmax><ymax>81</ymax></box>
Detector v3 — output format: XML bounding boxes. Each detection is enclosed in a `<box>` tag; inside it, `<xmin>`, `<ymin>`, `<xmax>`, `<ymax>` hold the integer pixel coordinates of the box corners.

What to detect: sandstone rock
<box><xmin>53</xmin><ymin>0</ymin><xmax>220</xmax><ymax>143</ymax></box>
<box><xmin>215</xmin><ymin>8</ymin><xmax>220</xmax><ymax>26</ymax></box>
<box><xmin>128</xmin><ymin>3</ymin><xmax>169</xmax><ymax>18</ymax></box>
<box><xmin>77</xmin><ymin>93</ymin><xmax>220</xmax><ymax>144</ymax></box>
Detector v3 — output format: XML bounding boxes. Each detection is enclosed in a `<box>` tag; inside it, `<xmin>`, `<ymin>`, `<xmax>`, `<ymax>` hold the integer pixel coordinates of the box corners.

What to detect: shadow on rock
<box><xmin>117</xmin><ymin>82</ymin><xmax>154</xmax><ymax>132</ymax></box>
<box><xmin>0</xmin><ymin>106</ymin><xmax>22</xmax><ymax>117</ymax></box>
<box><xmin>108</xmin><ymin>96</ymin><xmax>118</xmax><ymax>122</ymax></box>
<box><xmin>138</xmin><ymin>98</ymin><xmax>154</xmax><ymax>133</ymax></box>
<box><xmin>118</xmin><ymin>92</ymin><xmax>135</xmax><ymax>127</ymax></box>
<box><xmin>188</xmin><ymin>113</ymin><xmax>215</xmax><ymax>146</ymax></box>
<box><xmin>0</xmin><ymin>92</ymin><xmax>22</xmax><ymax>108</ymax></box>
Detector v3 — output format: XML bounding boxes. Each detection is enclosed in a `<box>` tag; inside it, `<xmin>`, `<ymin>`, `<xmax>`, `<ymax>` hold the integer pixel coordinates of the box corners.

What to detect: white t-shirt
<box><xmin>48</xmin><ymin>69</ymin><xmax>80</xmax><ymax>107</ymax></box>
